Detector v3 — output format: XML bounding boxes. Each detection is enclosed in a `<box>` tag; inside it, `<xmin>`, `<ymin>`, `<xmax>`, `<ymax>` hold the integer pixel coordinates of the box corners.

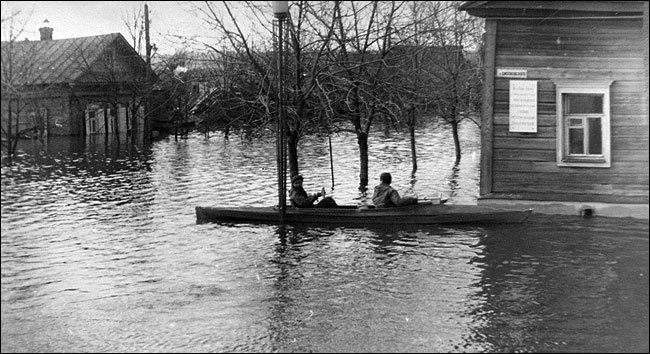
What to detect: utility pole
<box><xmin>144</xmin><ymin>2</ymin><xmax>152</xmax><ymax>143</ymax></box>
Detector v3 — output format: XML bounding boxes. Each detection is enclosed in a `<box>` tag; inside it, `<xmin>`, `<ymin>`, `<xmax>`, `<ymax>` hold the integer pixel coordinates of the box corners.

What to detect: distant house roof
<box><xmin>460</xmin><ymin>1</ymin><xmax>646</xmax><ymax>18</ymax></box>
<box><xmin>1</xmin><ymin>33</ymin><xmax>147</xmax><ymax>87</ymax></box>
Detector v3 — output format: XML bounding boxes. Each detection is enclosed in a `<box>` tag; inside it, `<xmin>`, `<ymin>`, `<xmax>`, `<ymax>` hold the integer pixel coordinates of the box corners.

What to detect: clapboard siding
<box><xmin>496</xmin><ymin>56</ymin><xmax>645</xmax><ymax>70</ymax></box>
<box><xmin>494</xmin><ymin>113</ymin><xmax>557</xmax><ymax>127</ymax></box>
<box><xmin>490</xmin><ymin>16</ymin><xmax>648</xmax><ymax>202</ymax></box>
<box><xmin>494</xmin><ymin>160</ymin><xmax>648</xmax><ymax>175</ymax></box>
<box><xmin>499</xmin><ymin>18</ymin><xmax>643</xmax><ymax>33</ymax></box>
<box><xmin>494</xmin><ymin>125</ymin><xmax>556</xmax><ymax>138</ymax></box>
<box><xmin>494</xmin><ymin>148</ymin><xmax>649</xmax><ymax>162</ymax></box>
<box><xmin>494</xmin><ymin>113</ymin><xmax>648</xmax><ymax>127</ymax></box>
<box><xmin>467</xmin><ymin>1</ymin><xmax>645</xmax><ymax>14</ymax></box>
<box><xmin>494</xmin><ymin>101</ymin><xmax>556</xmax><ymax>114</ymax></box>
<box><xmin>494</xmin><ymin>124</ymin><xmax>647</xmax><ymax>139</ymax></box>
<box><xmin>493</xmin><ymin>181</ymin><xmax>648</xmax><ymax>197</ymax></box>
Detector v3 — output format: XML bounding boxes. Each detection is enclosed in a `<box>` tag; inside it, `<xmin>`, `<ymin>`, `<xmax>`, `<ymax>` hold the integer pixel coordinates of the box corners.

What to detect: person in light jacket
<box><xmin>289</xmin><ymin>174</ymin><xmax>338</xmax><ymax>208</ymax></box>
<box><xmin>371</xmin><ymin>172</ymin><xmax>418</xmax><ymax>208</ymax></box>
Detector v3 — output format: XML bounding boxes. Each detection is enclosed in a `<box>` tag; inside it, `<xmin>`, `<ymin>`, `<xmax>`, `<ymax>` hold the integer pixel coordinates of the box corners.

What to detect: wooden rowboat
<box><xmin>195</xmin><ymin>202</ymin><xmax>532</xmax><ymax>225</ymax></box>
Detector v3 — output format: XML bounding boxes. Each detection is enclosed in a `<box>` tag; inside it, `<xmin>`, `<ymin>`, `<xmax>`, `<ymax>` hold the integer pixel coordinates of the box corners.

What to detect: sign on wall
<box><xmin>496</xmin><ymin>68</ymin><xmax>527</xmax><ymax>79</ymax></box>
<box><xmin>509</xmin><ymin>80</ymin><xmax>537</xmax><ymax>133</ymax></box>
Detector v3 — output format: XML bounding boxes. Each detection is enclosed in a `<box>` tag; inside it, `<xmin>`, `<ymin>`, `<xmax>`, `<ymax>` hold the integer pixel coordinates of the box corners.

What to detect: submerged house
<box><xmin>461</xmin><ymin>1</ymin><xmax>649</xmax><ymax>218</ymax></box>
<box><xmin>1</xmin><ymin>24</ymin><xmax>150</xmax><ymax>137</ymax></box>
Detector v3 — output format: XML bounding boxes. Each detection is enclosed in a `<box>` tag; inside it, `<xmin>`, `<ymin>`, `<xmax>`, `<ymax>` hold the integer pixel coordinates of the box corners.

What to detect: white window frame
<box><xmin>553</xmin><ymin>80</ymin><xmax>612</xmax><ymax>168</ymax></box>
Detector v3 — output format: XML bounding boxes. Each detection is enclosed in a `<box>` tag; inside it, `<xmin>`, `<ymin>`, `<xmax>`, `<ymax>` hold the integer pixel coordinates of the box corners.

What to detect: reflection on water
<box><xmin>447</xmin><ymin>161</ymin><xmax>461</xmax><ymax>198</ymax></box>
<box><xmin>2</xmin><ymin>120</ymin><xmax>648</xmax><ymax>352</ymax></box>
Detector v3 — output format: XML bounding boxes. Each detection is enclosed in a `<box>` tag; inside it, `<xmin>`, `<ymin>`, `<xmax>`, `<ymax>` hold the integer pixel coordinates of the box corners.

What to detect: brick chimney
<box><xmin>39</xmin><ymin>19</ymin><xmax>53</xmax><ymax>40</ymax></box>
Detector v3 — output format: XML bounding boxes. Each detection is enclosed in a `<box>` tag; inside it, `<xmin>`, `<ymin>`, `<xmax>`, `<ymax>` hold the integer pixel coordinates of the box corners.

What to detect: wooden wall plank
<box><xmin>494</xmin><ymin>125</ymin><xmax>556</xmax><ymax>138</ymax></box>
<box><xmin>493</xmin><ymin>137</ymin><xmax>556</xmax><ymax>150</ymax></box>
<box><xmin>496</xmin><ymin>55</ymin><xmax>645</xmax><ymax>70</ymax></box>
<box><xmin>494</xmin><ymin>160</ymin><xmax>649</xmax><ymax>175</ymax></box>
<box><xmin>494</xmin><ymin>148</ymin><xmax>556</xmax><ymax>161</ymax></box>
<box><xmin>493</xmin><ymin>181</ymin><xmax>649</xmax><ymax>197</ymax></box>
<box><xmin>482</xmin><ymin>14</ymin><xmax>649</xmax><ymax>204</ymax></box>
<box><xmin>498</xmin><ymin>18</ymin><xmax>644</xmax><ymax>33</ymax></box>
<box><xmin>494</xmin><ymin>114</ymin><xmax>557</xmax><ymax>126</ymax></box>
<box><xmin>482</xmin><ymin>192</ymin><xmax>648</xmax><ymax>204</ymax></box>
<box><xmin>493</xmin><ymin>148</ymin><xmax>649</xmax><ymax>163</ymax></box>
<box><xmin>493</xmin><ymin>113</ymin><xmax>649</xmax><ymax>127</ymax></box>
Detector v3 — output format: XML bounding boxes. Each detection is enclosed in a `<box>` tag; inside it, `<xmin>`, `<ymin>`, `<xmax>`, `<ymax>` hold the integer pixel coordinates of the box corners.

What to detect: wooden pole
<box><xmin>329</xmin><ymin>135</ymin><xmax>335</xmax><ymax>189</ymax></box>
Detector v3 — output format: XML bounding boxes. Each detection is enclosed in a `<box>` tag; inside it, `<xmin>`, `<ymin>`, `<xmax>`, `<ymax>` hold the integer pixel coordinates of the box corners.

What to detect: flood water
<box><xmin>2</xmin><ymin>119</ymin><xmax>648</xmax><ymax>353</ymax></box>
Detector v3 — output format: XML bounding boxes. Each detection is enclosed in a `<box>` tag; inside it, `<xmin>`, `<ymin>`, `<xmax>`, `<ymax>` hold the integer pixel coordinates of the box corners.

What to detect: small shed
<box><xmin>461</xmin><ymin>1</ymin><xmax>649</xmax><ymax>218</ymax></box>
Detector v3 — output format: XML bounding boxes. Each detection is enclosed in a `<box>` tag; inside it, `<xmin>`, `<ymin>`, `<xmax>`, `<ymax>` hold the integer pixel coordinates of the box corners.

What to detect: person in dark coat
<box><xmin>289</xmin><ymin>174</ymin><xmax>338</xmax><ymax>208</ymax></box>
<box><xmin>371</xmin><ymin>172</ymin><xmax>418</xmax><ymax>208</ymax></box>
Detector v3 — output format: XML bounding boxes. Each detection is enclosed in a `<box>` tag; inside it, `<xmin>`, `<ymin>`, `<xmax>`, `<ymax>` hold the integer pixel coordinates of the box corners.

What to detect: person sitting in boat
<box><xmin>289</xmin><ymin>174</ymin><xmax>338</xmax><ymax>208</ymax></box>
<box><xmin>371</xmin><ymin>172</ymin><xmax>418</xmax><ymax>208</ymax></box>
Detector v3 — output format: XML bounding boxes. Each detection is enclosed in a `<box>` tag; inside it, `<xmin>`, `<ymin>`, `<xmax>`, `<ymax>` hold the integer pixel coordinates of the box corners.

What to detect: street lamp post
<box><xmin>273</xmin><ymin>1</ymin><xmax>288</xmax><ymax>223</ymax></box>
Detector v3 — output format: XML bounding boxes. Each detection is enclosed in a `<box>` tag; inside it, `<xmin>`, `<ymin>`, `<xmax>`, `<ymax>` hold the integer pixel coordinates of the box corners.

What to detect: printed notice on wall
<box><xmin>509</xmin><ymin>80</ymin><xmax>537</xmax><ymax>133</ymax></box>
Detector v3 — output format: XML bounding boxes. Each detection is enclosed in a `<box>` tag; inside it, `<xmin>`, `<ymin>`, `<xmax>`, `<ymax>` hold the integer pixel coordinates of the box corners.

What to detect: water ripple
<box><xmin>2</xmin><ymin>121</ymin><xmax>648</xmax><ymax>353</ymax></box>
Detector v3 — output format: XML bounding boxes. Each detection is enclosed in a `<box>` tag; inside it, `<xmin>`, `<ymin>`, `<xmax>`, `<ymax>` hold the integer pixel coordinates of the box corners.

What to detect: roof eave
<box><xmin>461</xmin><ymin>1</ymin><xmax>645</xmax><ymax>18</ymax></box>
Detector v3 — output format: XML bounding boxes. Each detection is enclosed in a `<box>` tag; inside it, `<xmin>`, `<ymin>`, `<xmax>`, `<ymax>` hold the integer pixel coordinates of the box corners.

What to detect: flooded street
<box><xmin>2</xmin><ymin>120</ymin><xmax>648</xmax><ymax>352</ymax></box>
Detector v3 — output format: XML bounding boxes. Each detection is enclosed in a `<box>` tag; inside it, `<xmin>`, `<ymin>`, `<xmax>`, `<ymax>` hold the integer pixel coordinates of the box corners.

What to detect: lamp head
<box><xmin>272</xmin><ymin>1</ymin><xmax>288</xmax><ymax>19</ymax></box>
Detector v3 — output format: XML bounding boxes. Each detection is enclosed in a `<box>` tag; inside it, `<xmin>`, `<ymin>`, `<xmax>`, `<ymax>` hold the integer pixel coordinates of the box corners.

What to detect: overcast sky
<box><xmin>1</xmin><ymin>1</ymin><xmax>258</xmax><ymax>54</ymax></box>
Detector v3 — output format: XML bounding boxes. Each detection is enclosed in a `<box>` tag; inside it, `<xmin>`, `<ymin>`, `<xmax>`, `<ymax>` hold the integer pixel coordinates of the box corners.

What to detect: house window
<box><xmin>554</xmin><ymin>80</ymin><xmax>612</xmax><ymax>168</ymax></box>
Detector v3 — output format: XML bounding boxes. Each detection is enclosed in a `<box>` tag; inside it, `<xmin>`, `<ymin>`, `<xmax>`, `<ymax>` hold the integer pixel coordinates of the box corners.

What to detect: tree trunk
<box><xmin>409</xmin><ymin>109</ymin><xmax>417</xmax><ymax>174</ymax></box>
<box><xmin>103</xmin><ymin>103</ymin><xmax>109</xmax><ymax>144</ymax></box>
<box><xmin>6</xmin><ymin>98</ymin><xmax>17</xmax><ymax>158</ymax></box>
<box><xmin>451</xmin><ymin>119</ymin><xmax>461</xmax><ymax>162</ymax></box>
<box><xmin>130</xmin><ymin>105</ymin><xmax>136</xmax><ymax>136</ymax></box>
<box><xmin>113</xmin><ymin>103</ymin><xmax>120</xmax><ymax>145</ymax></box>
<box><xmin>287</xmin><ymin>130</ymin><xmax>300</xmax><ymax>179</ymax></box>
<box><xmin>11</xmin><ymin>98</ymin><xmax>19</xmax><ymax>157</ymax></box>
<box><xmin>358</xmin><ymin>131</ymin><xmax>369</xmax><ymax>192</ymax></box>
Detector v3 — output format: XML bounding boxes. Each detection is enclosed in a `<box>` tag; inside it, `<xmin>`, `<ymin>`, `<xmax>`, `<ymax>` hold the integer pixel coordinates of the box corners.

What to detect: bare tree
<box><xmin>122</xmin><ymin>4</ymin><xmax>146</xmax><ymax>137</ymax></box>
<box><xmin>316</xmin><ymin>1</ymin><xmax>411</xmax><ymax>191</ymax></box>
<box><xmin>122</xmin><ymin>3</ymin><xmax>159</xmax><ymax>143</ymax></box>
<box><xmin>168</xmin><ymin>0</ymin><xmax>482</xmax><ymax>191</ymax></box>
<box><xmin>185</xmin><ymin>1</ymin><xmax>338</xmax><ymax>178</ymax></box>
<box><xmin>1</xmin><ymin>9</ymin><xmax>52</xmax><ymax>159</ymax></box>
<box><xmin>388</xmin><ymin>1</ymin><xmax>432</xmax><ymax>175</ymax></box>
<box><xmin>417</xmin><ymin>1</ymin><xmax>483</xmax><ymax>162</ymax></box>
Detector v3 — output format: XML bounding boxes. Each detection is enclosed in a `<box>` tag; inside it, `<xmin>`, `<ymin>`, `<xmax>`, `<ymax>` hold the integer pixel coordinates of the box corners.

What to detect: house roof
<box><xmin>460</xmin><ymin>1</ymin><xmax>646</xmax><ymax>18</ymax></box>
<box><xmin>1</xmin><ymin>33</ymin><xmax>146</xmax><ymax>87</ymax></box>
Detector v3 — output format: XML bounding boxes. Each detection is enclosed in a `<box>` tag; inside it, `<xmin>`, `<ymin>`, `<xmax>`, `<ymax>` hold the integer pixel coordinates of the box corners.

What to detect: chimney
<box><xmin>39</xmin><ymin>19</ymin><xmax>53</xmax><ymax>40</ymax></box>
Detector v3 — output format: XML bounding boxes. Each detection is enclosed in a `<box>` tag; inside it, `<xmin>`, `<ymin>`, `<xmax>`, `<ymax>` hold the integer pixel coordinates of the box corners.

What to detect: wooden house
<box><xmin>460</xmin><ymin>1</ymin><xmax>649</xmax><ymax>218</ymax></box>
<box><xmin>1</xmin><ymin>25</ymin><xmax>150</xmax><ymax>138</ymax></box>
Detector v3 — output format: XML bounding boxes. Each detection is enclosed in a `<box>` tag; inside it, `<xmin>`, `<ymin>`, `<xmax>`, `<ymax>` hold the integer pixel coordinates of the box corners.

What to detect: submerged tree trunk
<box><xmin>4</xmin><ymin>98</ymin><xmax>19</xmax><ymax>161</ymax></box>
<box><xmin>451</xmin><ymin>119</ymin><xmax>461</xmax><ymax>162</ymax></box>
<box><xmin>103</xmin><ymin>103</ymin><xmax>109</xmax><ymax>145</ymax></box>
<box><xmin>113</xmin><ymin>103</ymin><xmax>120</xmax><ymax>146</ymax></box>
<box><xmin>409</xmin><ymin>108</ymin><xmax>418</xmax><ymax>174</ymax></box>
<box><xmin>103</xmin><ymin>104</ymin><xmax>109</xmax><ymax>135</ymax></box>
<box><xmin>357</xmin><ymin>131</ymin><xmax>369</xmax><ymax>192</ymax></box>
<box><xmin>287</xmin><ymin>130</ymin><xmax>300</xmax><ymax>179</ymax></box>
